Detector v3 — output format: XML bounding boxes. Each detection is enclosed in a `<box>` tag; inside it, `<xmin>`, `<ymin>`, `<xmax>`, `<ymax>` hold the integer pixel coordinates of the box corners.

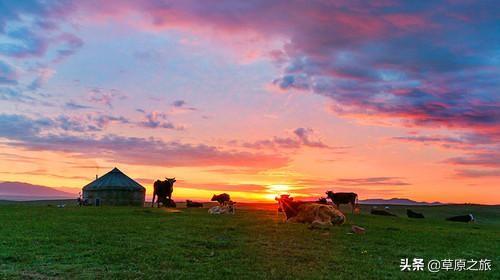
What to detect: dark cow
<box><xmin>275</xmin><ymin>195</ymin><xmax>345</xmax><ymax>228</ymax></box>
<box><xmin>211</xmin><ymin>193</ymin><xmax>231</xmax><ymax>205</ymax></box>
<box><xmin>163</xmin><ymin>198</ymin><xmax>177</xmax><ymax>208</ymax></box>
<box><xmin>186</xmin><ymin>200</ymin><xmax>203</xmax><ymax>208</ymax></box>
<box><xmin>371</xmin><ymin>209</ymin><xmax>397</xmax><ymax>216</ymax></box>
<box><xmin>152</xmin><ymin>177</ymin><xmax>176</xmax><ymax>208</ymax></box>
<box><xmin>77</xmin><ymin>192</ymin><xmax>89</xmax><ymax>206</ymax></box>
<box><xmin>446</xmin><ymin>214</ymin><xmax>474</xmax><ymax>223</ymax></box>
<box><xmin>407</xmin><ymin>209</ymin><xmax>424</xmax><ymax>219</ymax></box>
<box><xmin>325</xmin><ymin>191</ymin><xmax>358</xmax><ymax>213</ymax></box>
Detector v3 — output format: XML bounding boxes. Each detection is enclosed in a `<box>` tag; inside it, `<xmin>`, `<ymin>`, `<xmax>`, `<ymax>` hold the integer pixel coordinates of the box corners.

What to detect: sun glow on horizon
<box><xmin>263</xmin><ymin>184</ymin><xmax>292</xmax><ymax>201</ymax></box>
<box><xmin>267</xmin><ymin>184</ymin><xmax>291</xmax><ymax>192</ymax></box>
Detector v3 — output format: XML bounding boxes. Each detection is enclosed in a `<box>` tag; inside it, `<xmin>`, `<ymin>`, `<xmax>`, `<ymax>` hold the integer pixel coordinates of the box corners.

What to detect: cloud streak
<box><xmin>3</xmin><ymin>1</ymin><xmax>499</xmax><ymax>135</ymax></box>
<box><xmin>296</xmin><ymin>177</ymin><xmax>410</xmax><ymax>187</ymax></box>
<box><xmin>3</xmin><ymin>1</ymin><xmax>499</xmax><ymax>143</ymax></box>
<box><xmin>87</xmin><ymin>88</ymin><xmax>127</xmax><ymax>108</ymax></box>
<box><xmin>0</xmin><ymin>114</ymin><xmax>288</xmax><ymax>169</ymax></box>
<box><xmin>138</xmin><ymin>111</ymin><xmax>184</xmax><ymax>130</ymax></box>
<box><xmin>446</xmin><ymin>153</ymin><xmax>500</xmax><ymax>168</ymax></box>
<box><xmin>0</xmin><ymin>61</ymin><xmax>17</xmax><ymax>85</ymax></box>
<box><xmin>334</xmin><ymin>177</ymin><xmax>411</xmax><ymax>187</ymax></box>
<box><xmin>238</xmin><ymin>127</ymin><xmax>340</xmax><ymax>151</ymax></box>
<box><xmin>71</xmin><ymin>0</ymin><xmax>499</xmax><ymax>142</ymax></box>
<box><xmin>455</xmin><ymin>169</ymin><xmax>500</xmax><ymax>178</ymax></box>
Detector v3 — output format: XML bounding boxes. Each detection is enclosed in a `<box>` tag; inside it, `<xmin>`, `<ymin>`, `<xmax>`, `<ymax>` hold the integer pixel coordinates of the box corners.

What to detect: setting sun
<box><xmin>263</xmin><ymin>184</ymin><xmax>293</xmax><ymax>201</ymax></box>
<box><xmin>267</xmin><ymin>184</ymin><xmax>292</xmax><ymax>192</ymax></box>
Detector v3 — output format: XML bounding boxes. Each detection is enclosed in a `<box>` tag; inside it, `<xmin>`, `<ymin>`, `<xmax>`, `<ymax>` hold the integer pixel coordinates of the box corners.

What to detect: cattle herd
<box><xmin>146</xmin><ymin>179</ymin><xmax>476</xmax><ymax>226</ymax></box>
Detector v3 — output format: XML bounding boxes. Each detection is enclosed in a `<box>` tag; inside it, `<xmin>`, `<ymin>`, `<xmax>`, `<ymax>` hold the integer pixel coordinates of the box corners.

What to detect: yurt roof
<box><xmin>82</xmin><ymin>167</ymin><xmax>145</xmax><ymax>191</ymax></box>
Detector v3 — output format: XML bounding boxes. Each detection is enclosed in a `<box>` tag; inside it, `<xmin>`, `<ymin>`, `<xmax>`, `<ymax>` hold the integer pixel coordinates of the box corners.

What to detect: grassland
<box><xmin>0</xmin><ymin>202</ymin><xmax>498</xmax><ymax>279</ymax></box>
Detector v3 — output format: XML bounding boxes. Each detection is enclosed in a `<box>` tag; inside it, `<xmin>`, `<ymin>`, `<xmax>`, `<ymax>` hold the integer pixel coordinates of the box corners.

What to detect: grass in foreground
<box><xmin>0</xmin><ymin>203</ymin><xmax>498</xmax><ymax>279</ymax></box>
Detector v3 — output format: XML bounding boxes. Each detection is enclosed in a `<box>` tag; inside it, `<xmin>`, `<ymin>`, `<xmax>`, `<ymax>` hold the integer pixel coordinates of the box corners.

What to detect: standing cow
<box><xmin>152</xmin><ymin>178</ymin><xmax>176</xmax><ymax>207</ymax></box>
<box><xmin>325</xmin><ymin>191</ymin><xmax>358</xmax><ymax>213</ymax></box>
<box><xmin>211</xmin><ymin>193</ymin><xmax>231</xmax><ymax>205</ymax></box>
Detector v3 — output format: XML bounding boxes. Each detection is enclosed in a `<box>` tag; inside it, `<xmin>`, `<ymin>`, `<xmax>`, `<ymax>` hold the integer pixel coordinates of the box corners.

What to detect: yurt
<box><xmin>82</xmin><ymin>167</ymin><xmax>145</xmax><ymax>206</ymax></box>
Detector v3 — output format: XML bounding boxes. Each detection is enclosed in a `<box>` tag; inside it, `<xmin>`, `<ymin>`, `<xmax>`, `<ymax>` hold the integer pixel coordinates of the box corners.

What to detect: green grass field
<box><xmin>0</xmin><ymin>202</ymin><xmax>498</xmax><ymax>279</ymax></box>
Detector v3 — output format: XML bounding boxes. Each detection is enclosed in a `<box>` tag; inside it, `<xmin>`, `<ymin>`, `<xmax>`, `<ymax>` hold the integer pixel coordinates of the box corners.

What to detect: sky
<box><xmin>0</xmin><ymin>0</ymin><xmax>499</xmax><ymax>204</ymax></box>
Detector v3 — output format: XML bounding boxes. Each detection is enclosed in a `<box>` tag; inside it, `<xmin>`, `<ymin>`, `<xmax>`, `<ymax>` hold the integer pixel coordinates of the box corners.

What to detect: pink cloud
<box><xmin>87</xmin><ymin>88</ymin><xmax>126</xmax><ymax>108</ymax></box>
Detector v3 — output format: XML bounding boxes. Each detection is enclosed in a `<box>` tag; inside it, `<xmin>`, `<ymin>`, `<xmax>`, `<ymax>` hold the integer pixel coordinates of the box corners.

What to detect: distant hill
<box><xmin>0</xmin><ymin>181</ymin><xmax>75</xmax><ymax>201</ymax></box>
<box><xmin>359</xmin><ymin>198</ymin><xmax>443</xmax><ymax>206</ymax></box>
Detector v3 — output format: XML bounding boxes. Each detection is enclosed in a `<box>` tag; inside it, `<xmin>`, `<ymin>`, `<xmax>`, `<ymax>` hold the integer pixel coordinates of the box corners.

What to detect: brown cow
<box><xmin>275</xmin><ymin>196</ymin><xmax>345</xmax><ymax>228</ymax></box>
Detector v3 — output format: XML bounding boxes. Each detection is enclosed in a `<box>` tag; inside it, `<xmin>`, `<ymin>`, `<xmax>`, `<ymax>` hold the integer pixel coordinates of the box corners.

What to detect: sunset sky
<box><xmin>0</xmin><ymin>1</ymin><xmax>499</xmax><ymax>204</ymax></box>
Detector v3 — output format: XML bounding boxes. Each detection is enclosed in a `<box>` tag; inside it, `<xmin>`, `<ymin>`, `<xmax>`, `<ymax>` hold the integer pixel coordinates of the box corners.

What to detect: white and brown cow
<box><xmin>275</xmin><ymin>196</ymin><xmax>345</xmax><ymax>228</ymax></box>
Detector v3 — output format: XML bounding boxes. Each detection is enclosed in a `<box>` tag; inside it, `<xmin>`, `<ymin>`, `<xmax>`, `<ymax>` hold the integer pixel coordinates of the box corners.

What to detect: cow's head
<box><xmin>469</xmin><ymin>214</ymin><xmax>475</xmax><ymax>222</ymax></box>
<box><xmin>275</xmin><ymin>195</ymin><xmax>300</xmax><ymax>220</ymax></box>
<box><xmin>164</xmin><ymin>178</ymin><xmax>176</xmax><ymax>186</ymax></box>
<box><xmin>211</xmin><ymin>194</ymin><xmax>217</xmax><ymax>201</ymax></box>
<box><xmin>166</xmin><ymin>177</ymin><xmax>176</xmax><ymax>183</ymax></box>
<box><xmin>325</xmin><ymin>191</ymin><xmax>334</xmax><ymax>197</ymax></box>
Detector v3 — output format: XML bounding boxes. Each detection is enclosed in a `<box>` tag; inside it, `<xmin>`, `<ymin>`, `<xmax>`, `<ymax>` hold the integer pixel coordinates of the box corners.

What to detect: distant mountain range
<box><xmin>0</xmin><ymin>181</ymin><xmax>76</xmax><ymax>201</ymax></box>
<box><xmin>359</xmin><ymin>198</ymin><xmax>443</xmax><ymax>206</ymax></box>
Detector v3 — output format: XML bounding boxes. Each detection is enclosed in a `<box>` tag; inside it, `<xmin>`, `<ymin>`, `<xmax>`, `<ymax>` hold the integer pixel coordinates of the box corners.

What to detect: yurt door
<box><xmin>95</xmin><ymin>198</ymin><xmax>101</xmax><ymax>206</ymax></box>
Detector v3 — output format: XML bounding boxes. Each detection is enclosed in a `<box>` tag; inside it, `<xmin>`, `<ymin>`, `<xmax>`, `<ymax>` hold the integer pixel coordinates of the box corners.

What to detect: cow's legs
<box><xmin>351</xmin><ymin>202</ymin><xmax>355</xmax><ymax>214</ymax></box>
<box><xmin>151</xmin><ymin>193</ymin><xmax>156</xmax><ymax>207</ymax></box>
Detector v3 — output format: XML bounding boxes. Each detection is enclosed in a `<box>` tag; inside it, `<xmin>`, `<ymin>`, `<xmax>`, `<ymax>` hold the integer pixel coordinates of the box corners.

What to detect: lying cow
<box><xmin>275</xmin><ymin>196</ymin><xmax>345</xmax><ymax>228</ymax></box>
<box><xmin>407</xmin><ymin>209</ymin><xmax>424</xmax><ymax>219</ymax></box>
<box><xmin>186</xmin><ymin>200</ymin><xmax>203</xmax><ymax>208</ymax></box>
<box><xmin>208</xmin><ymin>201</ymin><xmax>235</xmax><ymax>214</ymax></box>
<box><xmin>325</xmin><ymin>191</ymin><xmax>358</xmax><ymax>213</ymax></box>
<box><xmin>211</xmin><ymin>193</ymin><xmax>231</xmax><ymax>205</ymax></box>
<box><xmin>446</xmin><ymin>214</ymin><xmax>474</xmax><ymax>223</ymax></box>
<box><xmin>163</xmin><ymin>198</ymin><xmax>176</xmax><ymax>208</ymax></box>
<box><xmin>371</xmin><ymin>209</ymin><xmax>397</xmax><ymax>217</ymax></box>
